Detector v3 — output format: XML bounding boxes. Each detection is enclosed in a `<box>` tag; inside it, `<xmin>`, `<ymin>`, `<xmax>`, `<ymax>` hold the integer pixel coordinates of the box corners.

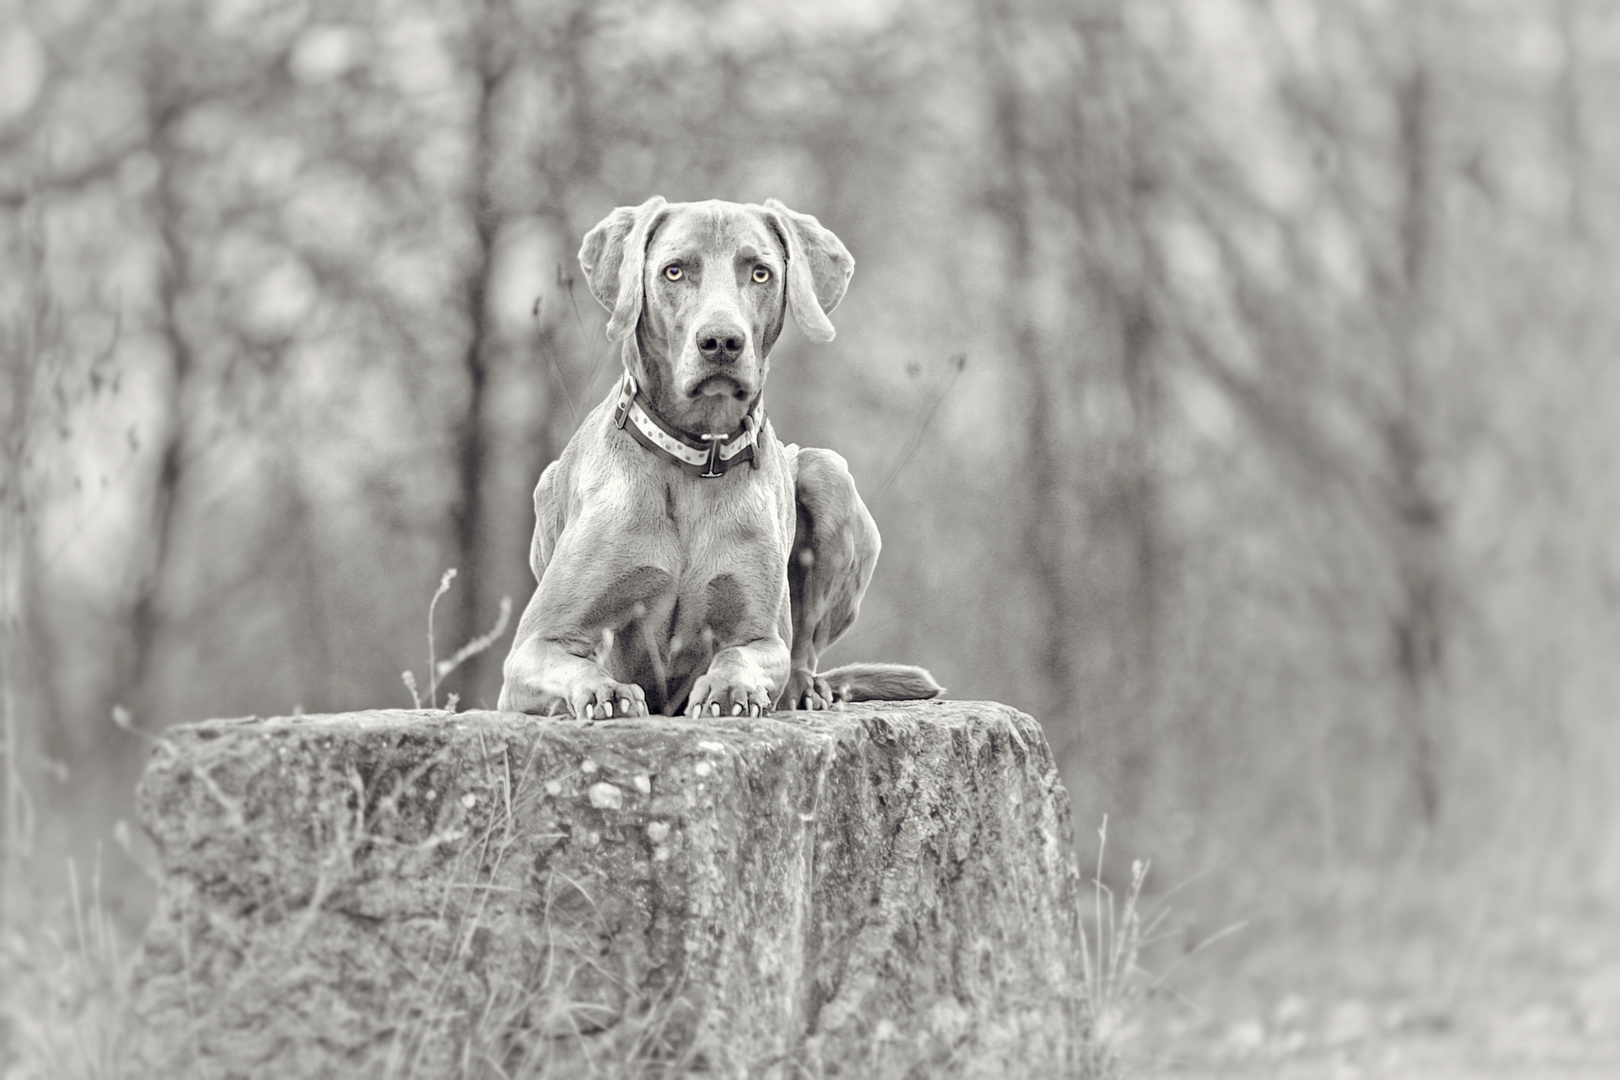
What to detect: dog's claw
<box><xmin>709</xmin><ymin>702</ymin><xmax>721</xmax><ymax>717</ymax></box>
<box><xmin>731</xmin><ymin>703</ymin><xmax>743</xmax><ymax>716</ymax></box>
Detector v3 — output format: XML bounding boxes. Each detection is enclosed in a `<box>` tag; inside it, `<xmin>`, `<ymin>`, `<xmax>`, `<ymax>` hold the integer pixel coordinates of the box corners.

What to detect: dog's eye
<box><xmin>663</xmin><ymin>265</ymin><xmax>683</xmax><ymax>281</ymax></box>
<box><xmin>751</xmin><ymin>266</ymin><xmax>771</xmax><ymax>284</ymax></box>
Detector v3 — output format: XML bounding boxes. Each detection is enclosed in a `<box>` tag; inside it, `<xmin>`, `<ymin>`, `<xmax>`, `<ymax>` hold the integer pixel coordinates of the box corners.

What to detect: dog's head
<box><xmin>578</xmin><ymin>197</ymin><xmax>853</xmax><ymax>435</ymax></box>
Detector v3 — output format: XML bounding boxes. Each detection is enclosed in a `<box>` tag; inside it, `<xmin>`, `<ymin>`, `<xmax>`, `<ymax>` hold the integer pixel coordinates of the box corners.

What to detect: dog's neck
<box><xmin>611</xmin><ymin>372</ymin><xmax>762</xmax><ymax>479</ymax></box>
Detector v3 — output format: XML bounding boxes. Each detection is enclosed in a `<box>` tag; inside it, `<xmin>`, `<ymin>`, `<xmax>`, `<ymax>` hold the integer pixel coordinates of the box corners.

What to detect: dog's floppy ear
<box><xmin>762</xmin><ymin>200</ymin><xmax>854</xmax><ymax>344</ymax></box>
<box><xmin>578</xmin><ymin>196</ymin><xmax>669</xmax><ymax>342</ymax></box>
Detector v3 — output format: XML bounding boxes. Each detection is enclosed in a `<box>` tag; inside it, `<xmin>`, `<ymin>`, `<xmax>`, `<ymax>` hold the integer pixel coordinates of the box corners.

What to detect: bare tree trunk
<box><xmin>2</xmin><ymin>211</ymin><xmax>67</xmax><ymax>896</ymax></box>
<box><xmin>529</xmin><ymin>1</ymin><xmax>606</xmax><ymax>450</ymax></box>
<box><xmin>1070</xmin><ymin>5</ymin><xmax>1163</xmax><ymax>810</ymax></box>
<box><xmin>972</xmin><ymin>1</ymin><xmax>1169</xmax><ymax>822</ymax></box>
<box><xmin>445</xmin><ymin>0</ymin><xmax>512</xmax><ymax>706</ymax></box>
<box><xmin>1388</xmin><ymin>415</ymin><xmax>1445</xmax><ymax>824</ymax></box>
<box><xmin>1</xmin><ymin>330</ymin><xmax>38</xmax><ymax>901</ymax></box>
<box><xmin>1389</xmin><ymin>60</ymin><xmax>1447</xmax><ymax>826</ymax></box>
<box><xmin>125</xmin><ymin>112</ymin><xmax>193</xmax><ymax>737</ymax></box>
<box><xmin>282</xmin><ymin>462</ymin><xmax>333</xmax><ymax>710</ymax></box>
<box><xmin>0</xmin><ymin>510</ymin><xmax>33</xmax><ymax>908</ymax></box>
<box><xmin>1113</xmin><ymin>281</ymin><xmax>1161</xmax><ymax>807</ymax></box>
<box><xmin>976</xmin><ymin>0</ymin><xmax>1080</xmax><ymax>733</ymax></box>
<box><xmin>436</xmin><ymin>2</ymin><xmax>604</xmax><ymax>710</ymax></box>
<box><xmin>1554</xmin><ymin>0</ymin><xmax>1587</xmax><ymax>238</ymax></box>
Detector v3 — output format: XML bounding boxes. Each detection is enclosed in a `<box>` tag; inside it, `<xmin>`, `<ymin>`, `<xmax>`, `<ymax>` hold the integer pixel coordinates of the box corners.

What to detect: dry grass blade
<box><xmin>1077</xmin><ymin>815</ymin><xmax>1158</xmax><ymax>1079</ymax></box>
<box><xmin>426</xmin><ymin>568</ymin><xmax>458</xmax><ymax>709</ymax></box>
<box><xmin>403</xmin><ymin>572</ymin><xmax>511</xmax><ymax>712</ymax></box>
<box><xmin>436</xmin><ymin>595</ymin><xmax>513</xmax><ymax>683</ymax></box>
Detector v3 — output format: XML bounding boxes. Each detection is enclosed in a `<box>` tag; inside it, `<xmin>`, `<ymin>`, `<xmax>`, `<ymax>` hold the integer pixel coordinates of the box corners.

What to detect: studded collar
<box><xmin>611</xmin><ymin>372</ymin><xmax>761</xmax><ymax>478</ymax></box>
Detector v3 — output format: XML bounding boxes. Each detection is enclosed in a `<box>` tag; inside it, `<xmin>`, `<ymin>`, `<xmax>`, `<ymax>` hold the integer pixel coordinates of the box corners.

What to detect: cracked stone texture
<box><xmin>129</xmin><ymin>701</ymin><xmax>1086</xmax><ymax>1078</ymax></box>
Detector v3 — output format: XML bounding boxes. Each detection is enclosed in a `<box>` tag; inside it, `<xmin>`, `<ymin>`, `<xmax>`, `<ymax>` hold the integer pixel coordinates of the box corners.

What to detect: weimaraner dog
<box><xmin>498</xmin><ymin>197</ymin><xmax>942</xmax><ymax>720</ymax></box>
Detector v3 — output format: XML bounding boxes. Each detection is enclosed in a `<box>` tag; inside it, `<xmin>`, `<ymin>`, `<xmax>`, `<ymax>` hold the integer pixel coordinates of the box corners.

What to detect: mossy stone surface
<box><xmin>130</xmin><ymin>701</ymin><xmax>1084</xmax><ymax>1078</ymax></box>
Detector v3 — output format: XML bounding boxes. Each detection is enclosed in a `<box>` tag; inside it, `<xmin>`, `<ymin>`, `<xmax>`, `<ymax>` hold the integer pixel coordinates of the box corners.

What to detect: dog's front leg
<box><xmin>498</xmin><ymin>633</ymin><xmax>649</xmax><ymax>720</ymax></box>
<box><xmin>499</xmin><ymin>561</ymin><xmax>674</xmax><ymax>721</ymax></box>
<box><xmin>686</xmin><ymin>637</ymin><xmax>790</xmax><ymax>718</ymax></box>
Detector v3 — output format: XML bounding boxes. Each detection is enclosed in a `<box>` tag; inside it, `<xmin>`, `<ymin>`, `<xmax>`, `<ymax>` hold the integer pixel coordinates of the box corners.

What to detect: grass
<box><xmin>354</xmin><ymin>737</ymin><xmax>726</xmax><ymax>1079</ymax></box>
<box><xmin>0</xmin><ymin>854</ymin><xmax>135</xmax><ymax>1079</ymax></box>
<box><xmin>1</xmin><ymin>765</ymin><xmax>1145</xmax><ymax>1080</ymax></box>
<box><xmin>1073</xmin><ymin>816</ymin><xmax>1161</xmax><ymax>1080</ymax></box>
<box><xmin>0</xmin><ymin>796</ymin><xmax>718</xmax><ymax>1080</ymax></box>
<box><xmin>0</xmin><ymin>571</ymin><xmax>530</xmax><ymax>1079</ymax></box>
<box><xmin>0</xmin><ymin>573</ymin><xmax>1141</xmax><ymax>1077</ymax></box>
<box><xmin>402</xmin><ymin>569</ymin><xmax>512</xmax><ymax>712</ymax></box>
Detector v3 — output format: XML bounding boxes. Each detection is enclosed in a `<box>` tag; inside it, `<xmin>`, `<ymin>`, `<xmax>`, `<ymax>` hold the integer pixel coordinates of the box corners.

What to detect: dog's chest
<box><xmin>659</xmin><ymin>458</ymin><xmax>793</xmax><ymax>605</ymax></box>
<box><xmin>604</xmin><ymin>455</ymin><xmax>794</xmax><ymax>708</ymax></box>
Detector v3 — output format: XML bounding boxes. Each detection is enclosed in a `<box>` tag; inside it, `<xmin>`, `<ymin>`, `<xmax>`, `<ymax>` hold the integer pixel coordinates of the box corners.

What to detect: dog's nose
<box><xmin>695</xmin><ymin>321</ymin><xmax>746</xmax><ymax>365</ymax></box>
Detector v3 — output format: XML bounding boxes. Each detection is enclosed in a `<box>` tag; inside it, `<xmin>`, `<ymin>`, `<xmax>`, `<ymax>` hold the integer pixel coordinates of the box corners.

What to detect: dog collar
<box><xmin>612</xmin><ymin>373</ymin><xmax>761</xmax><ymax>478</ymax></box>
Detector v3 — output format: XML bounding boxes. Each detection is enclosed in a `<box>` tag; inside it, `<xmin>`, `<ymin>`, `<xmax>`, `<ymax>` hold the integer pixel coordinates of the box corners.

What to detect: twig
<box><xmin>874</xmin><ymin>352</ymin><xmax>967</xmax><ymax>498</ymax></box>
<box><xmin>534</xmin><ymin>296</ymin><xmax>578</xmax><ymax>425</ymax></box>
<box><xmin>426</xmin><ymin>569</ymin><xmax>457</xmax><ymax>709</ymax></box>
<box><xmin>435</xmin><ymin>595</ymin><xmax>512</xmax><ymax>684</ymax></box>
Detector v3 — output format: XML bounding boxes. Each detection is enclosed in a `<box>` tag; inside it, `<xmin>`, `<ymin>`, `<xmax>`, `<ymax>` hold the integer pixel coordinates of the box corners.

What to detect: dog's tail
<box><xmin>820</xmin><ymin>662</ymin><xmax>945</xmax><ymax>703</ymax></box>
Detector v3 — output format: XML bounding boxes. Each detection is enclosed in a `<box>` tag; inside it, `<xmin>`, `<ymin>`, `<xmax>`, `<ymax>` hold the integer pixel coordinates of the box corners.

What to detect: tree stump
<box><xmin>129</xmin><ymin>701</ymin><xmax>1086</xmax><ymax>1077</ymax></box>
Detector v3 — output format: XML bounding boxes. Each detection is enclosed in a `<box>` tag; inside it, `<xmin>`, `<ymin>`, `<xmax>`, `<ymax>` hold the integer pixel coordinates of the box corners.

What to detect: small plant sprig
<box><xmin>1077</xmin><ymin>815</ymin><xmax>1163</xmax><ymax>1077</ymax></box>
<box><xmin>402</xmin><ymin>569</ymin><xmax>512</xmax><ymax>711</ymax></box>
<box><xmin>1073</xmin><ymin>819</ymin><xmax>1249</xmax><ymax>1078</ymax></box>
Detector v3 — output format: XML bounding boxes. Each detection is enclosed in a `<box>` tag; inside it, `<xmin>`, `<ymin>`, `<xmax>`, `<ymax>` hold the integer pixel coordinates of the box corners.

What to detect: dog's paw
<box><xmin>498</xmin><ymin>679</ymin><xmax>567</xmax><ymax>717</ymax></box>
<box><xmin>782</xmin><ymin>668</ymin><xmax>837</xmax><ymax>711</ymax></box>
<box><xmin>565</xmin><ymin>678</ymin><xmax>648</xmax><ymax>722</ymax></box>
<box><xmin>686</xmin><ymin>673</ymin><xmax>773</xmax><ymax>719</ymax></box>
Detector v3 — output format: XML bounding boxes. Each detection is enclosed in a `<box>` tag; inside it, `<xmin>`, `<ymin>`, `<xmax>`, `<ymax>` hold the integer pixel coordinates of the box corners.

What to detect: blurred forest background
<box><xmin>4</xmin><ymin>0</ymin><xmax>1620</xmax><ymax>1071</ymax></box>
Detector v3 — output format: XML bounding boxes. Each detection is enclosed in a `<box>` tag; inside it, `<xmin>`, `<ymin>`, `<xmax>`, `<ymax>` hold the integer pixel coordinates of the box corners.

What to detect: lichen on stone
<box><xmin>129</xmin><ymin>702</ymin><xmax>1085</xmax><ymax>1078</ymax></box>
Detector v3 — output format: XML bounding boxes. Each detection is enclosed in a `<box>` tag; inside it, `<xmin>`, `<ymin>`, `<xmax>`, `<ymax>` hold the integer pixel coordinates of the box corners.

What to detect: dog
<box><xmin>497</xmin><ymin>197</ymin><xmax>942</xmax><ymax>720</ymax></box>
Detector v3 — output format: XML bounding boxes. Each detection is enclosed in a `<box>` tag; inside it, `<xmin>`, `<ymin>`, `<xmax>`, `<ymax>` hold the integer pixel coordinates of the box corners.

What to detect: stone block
<box><xmin>129</xmin><ymin>702</ymin><xmax>1084</xmax><ymax>1077</ymax></box>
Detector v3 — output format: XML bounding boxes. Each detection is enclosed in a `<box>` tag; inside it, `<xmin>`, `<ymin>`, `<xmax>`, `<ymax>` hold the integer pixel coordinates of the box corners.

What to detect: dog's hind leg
<box><xmin>782</xmin><ymin>448</ymin><xmax>879</xmax><ymax>710</ymax></box>
<box><xmin>782</xmin><ymin>447</ymin><xmax>945</xmax><ymax>709</ymax></box>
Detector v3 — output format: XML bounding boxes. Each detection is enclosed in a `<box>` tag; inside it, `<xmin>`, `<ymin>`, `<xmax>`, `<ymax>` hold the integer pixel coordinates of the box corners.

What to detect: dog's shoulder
<box><xmin>752</xmin><ymin>421</ymin><xmax>799</xmax><ymax>504</ymax></box>
<box><xmin>776</xmin><ymin>436</ymin><xmax>801</xmax><ymax>478</ymax></box>
<box><xmin>551</xmin><ymin>396</ymin><xmax>658</xmax><ymax>496</ymax></box>
<box><xmin>530</xmin><ymin>397</ymin><xmax>623</xmax><ymax>565</ymax></box>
